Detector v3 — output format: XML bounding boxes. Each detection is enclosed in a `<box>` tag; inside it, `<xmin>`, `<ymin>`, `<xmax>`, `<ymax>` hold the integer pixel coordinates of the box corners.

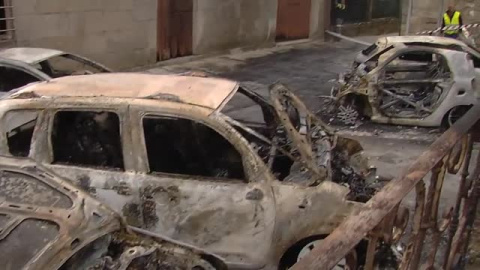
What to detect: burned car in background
<box><xmin>0</xmin><ymin>156</ymin><xmax>226</xmax><ymax>270</ymax></box>
<box><xmin>0</xmin><ymin>47</ymin><xmax>111</xmax><ymax>94</ymax></box>
<box><xmin>331</xmin><ymin>43</ymin><xmax>480</xmax><ymax>127</ymax></box>
<box><xmin>353</xmin><ymin>35</ymin><xmax>480</xmax><ymax>68</ymax></box>
<box><xmin>0</xmin><ymin>74</ymin><xmax>406</xmax><ymax>269</ymax></box>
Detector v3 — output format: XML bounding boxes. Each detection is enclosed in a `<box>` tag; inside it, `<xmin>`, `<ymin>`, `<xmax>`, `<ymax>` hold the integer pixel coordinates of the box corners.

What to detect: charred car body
<box><xmin>0</xmin><ymin>74</ymin><xmax>404</xmax><ymax>269</ymax></box>
<box><xmin>354</xmin><ymin>35</ymin><xmax>480</xmax><ymax>68</ymax></box>
<box><xmin>0</xmin><ymin>156</ymin><xmax>226</xmax><ymax>270</ymax></box>
<box><xmin>332</xmin><ymin>42</ymin><xmax>480</xmax><ymax>127</ymax></box>
<box><xmin>0</xmin><ymin>47</ymin><xmax>111</xmax><ymax>94</ymax></box>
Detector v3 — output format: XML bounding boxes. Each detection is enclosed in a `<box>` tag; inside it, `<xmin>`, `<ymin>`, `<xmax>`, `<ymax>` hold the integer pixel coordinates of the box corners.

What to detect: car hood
<box><xmin>0</xmin><ymin>156</ymin><xmax>226</xmax><ymax>270</ymax></box>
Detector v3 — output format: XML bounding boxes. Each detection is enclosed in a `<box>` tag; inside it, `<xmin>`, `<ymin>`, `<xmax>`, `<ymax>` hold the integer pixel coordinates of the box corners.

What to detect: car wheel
<box><xmin>445</xmin><ymin>106</ymin><xmax>472</xmax><ymax>128</ymax></box>
<box><xmin>294</xmin><ymin>240</ymin><xmax>357</xmax><ymax>270</ymax></box>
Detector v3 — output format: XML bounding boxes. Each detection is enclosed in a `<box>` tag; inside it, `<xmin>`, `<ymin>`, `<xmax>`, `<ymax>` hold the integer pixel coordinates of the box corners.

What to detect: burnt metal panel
<box><xmin>276</xmin><ymin>0</ymin><xmax>312</xmax><ymax>41</ymax></box>
<box><xmin>0</xmin><ymin>219</ymin><xmax>59</xmax><ymax>269</ymax></box>
<box><xmin>0</xmin><ymin>171</ymin><xmax>72</xmax><ymax>208</ymax></box>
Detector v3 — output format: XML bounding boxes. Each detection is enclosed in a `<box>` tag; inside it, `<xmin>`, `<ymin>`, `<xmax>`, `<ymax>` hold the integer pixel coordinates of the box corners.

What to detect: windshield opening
<box><xmin>35</xmin><ymin>54</ymin><xmax>109</xmax><ymax>78</ymax></box>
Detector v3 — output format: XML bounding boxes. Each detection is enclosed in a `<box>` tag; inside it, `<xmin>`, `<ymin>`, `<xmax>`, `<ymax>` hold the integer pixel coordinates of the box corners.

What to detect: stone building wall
<box><xmin>13</xmin><ymin>0</ymin><xmax>157</xmax><ymax>70</ymax></box>
<box><xmin>11</xmin><ymin>0</ymin><xmax>329</xmax><ymax>68</ymax></box>
<box><xmin>192</xmin><ymin>0</ymin><xmax>327</xmax><ymax>55</ymax></box>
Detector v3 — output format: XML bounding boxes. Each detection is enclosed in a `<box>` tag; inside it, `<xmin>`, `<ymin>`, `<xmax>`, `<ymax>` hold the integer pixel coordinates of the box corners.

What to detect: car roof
<box><xmin>10</xmin><ymin>73</ymin><xmax>240</xmax><ymax>110</ymax></box>
<box><xmin>380</xmin><ymin>35</ymin><xmax>468</xmax><ymax>47</ymax></box>
<box><xmin>0</xmin><ymin>47</ymin><xmax>65</xmax><ymax>64</ymax></box>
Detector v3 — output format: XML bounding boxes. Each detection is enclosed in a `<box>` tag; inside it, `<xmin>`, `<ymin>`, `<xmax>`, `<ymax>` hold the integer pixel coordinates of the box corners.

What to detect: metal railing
<box><xmin>0</xmin><ymin>0</ymin><xmax>15</xmax><ymax>43</ymax></box>
<box><xmin>291</xmin><ymin>104</ymin><xmax>480</xmax><ymax>269</ymax></box>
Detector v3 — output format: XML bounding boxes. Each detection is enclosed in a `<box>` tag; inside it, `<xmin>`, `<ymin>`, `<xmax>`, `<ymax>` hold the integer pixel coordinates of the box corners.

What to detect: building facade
<box><xmin>400</xmin><ymin>0</ymin><xmax>480</xmax><ymax>35</ymax></box>
<box><xmin>1</xmin><ymin>0</ymin><xmax>331</xmax><ymax>69</ymax></box>
<box><xmin>1</xmin><ymin>0</ymin><xmax>401</xmax><ymax>69</ymax></box>
<box><xmin>4</xmin><ymin>0</ymin><xmax>157</xmax><ymax>69</ymax></box>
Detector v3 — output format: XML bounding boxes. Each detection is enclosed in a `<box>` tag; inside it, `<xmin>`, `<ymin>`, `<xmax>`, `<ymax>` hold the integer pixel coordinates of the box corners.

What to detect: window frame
<box><xmin>1</xmin><ymin>109</ymin><xmax>42</xmax><ymax>158</ymax></box>
<box><xmin>46</xmin><ymin>108</ymin><xmax>127</xmax><ymax>172</ymax></box>
<box><xmin>379</xmin><ymin>50</ymin><xmax>450</xmax><ymax>82</ymax></box>
<box><xmin>37</xmin><ymin>54</ymin><xmax>111</xmax><ymax>78</ymax></box>
<box><xmin>3</xmin><ymin>109</ymin><xmax>39</xmax><ymax>157</ymax></box>
<box><xmin>139</xmin><ymin>112</ymin><xmax>250</xmax><ymax>183</ymax></box>
<box><xmin>128</xmin><ymin>100</ymin><xmax>269</xmax><ymax>184</ymax></box>
<box><xmin>375</xmin><ymin>47</ymin><xmax>451</xmax><ymax>73</ymax></box>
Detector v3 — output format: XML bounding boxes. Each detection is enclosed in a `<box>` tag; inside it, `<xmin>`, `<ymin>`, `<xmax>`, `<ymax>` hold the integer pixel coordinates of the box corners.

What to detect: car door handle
<box><xmin>246</xmin><ymin>188</ymin><xmax>264</xmax><ymax>201</ymax></box>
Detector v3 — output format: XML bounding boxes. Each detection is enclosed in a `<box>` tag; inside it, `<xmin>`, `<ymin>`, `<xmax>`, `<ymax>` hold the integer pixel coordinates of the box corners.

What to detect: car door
<box><xmin>128</xmin><ymin>104</ymin><xmax>276</xmax><ymax>267</ymax></box>
<box><xmin>371</xmin><ymin>49</ymin><xmax>454</xmax><ymax>119</ymax></box>
<box><xmin>32</xmin><ymin>105</ymin><xmax>144</xmax><ymax>223</ymax></box>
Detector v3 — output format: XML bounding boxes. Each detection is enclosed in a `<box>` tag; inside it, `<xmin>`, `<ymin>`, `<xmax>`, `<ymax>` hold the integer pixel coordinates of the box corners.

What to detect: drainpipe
<box><xmin>405</xmin><ymin>0</ymin><xmax>413</xmax><ymax>34</ymax></box>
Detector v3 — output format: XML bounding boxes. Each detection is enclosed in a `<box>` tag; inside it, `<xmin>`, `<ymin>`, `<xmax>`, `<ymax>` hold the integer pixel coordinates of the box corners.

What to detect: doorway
<box><xmin>157</xmin><ymin>0</ymin><xmax>193</xmax><ymax>61</ymax></box>
<box><xmin>276</xmin><ymin>0</ymin><xmax>312</xmax><ymax>41</ymax></box>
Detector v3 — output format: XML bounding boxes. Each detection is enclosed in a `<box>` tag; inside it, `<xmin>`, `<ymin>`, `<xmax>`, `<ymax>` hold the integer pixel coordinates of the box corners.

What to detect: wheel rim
<box><xmin>448</xmin><ymin>107</ymin><xmax>469</xmax><ymax>127</ymax></box>
<box><xmin>296</xmin><ymin>240</ymin><xmax>357</xmax><ymax>270</ymax></box>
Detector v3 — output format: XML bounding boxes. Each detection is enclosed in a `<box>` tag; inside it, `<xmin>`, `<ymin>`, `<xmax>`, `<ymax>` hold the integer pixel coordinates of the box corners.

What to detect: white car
<box><xmin>333</xmin><ymin>42</ymin><xmax>480</xmax><ymax>127</ymax></box>
<box><xmin>0</xmin><ymin>47</ymin><xmax>111</xmax><ymax>94</ymax></box>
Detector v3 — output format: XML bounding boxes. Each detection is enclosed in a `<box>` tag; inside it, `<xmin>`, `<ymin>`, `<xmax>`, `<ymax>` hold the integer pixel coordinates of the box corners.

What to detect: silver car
<box><xmin>0</xmin><ymin>47</ymin><xmax>111</xmax><ymax>93</ymax></box>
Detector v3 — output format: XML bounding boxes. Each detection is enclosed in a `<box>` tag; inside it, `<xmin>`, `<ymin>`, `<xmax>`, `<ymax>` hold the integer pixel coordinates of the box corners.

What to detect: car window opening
<box><xmin>4</xmin><ymin>110</ymin><xmax>39</xmax><ymax>157</ymax></box>
<box><xmin>38</xmin><ymin>55</ymin><xmax>104</xmax><ymax>78</ymax></box>
<box><xmin>361</xmin><ymin>46</ymin><xmax>395</xmax><ymax>72</ymax></box>
<box><xmin>221</xmin><ymin>89</ymin><xmax>296</xmax><ymax>180</ymax></box>
<box><xmin>222</xmin><ymin>88</ymin><xmax>270</xmax><ymax>125</ymax></box>
<box><xmin>404</xmin><ymin>42</ymin><xmax>464</xmax><ymax>52</ymax></box>
<box><xmin>52</xmin><ymin>111</ymin><xmax>124</xmax><ymax>170</ymax></box>
<box><xmin>232</xmin><ymin>126</ymin><xmax>294</xmax><ymax>180</ymax></box>
<box><xmin>379</xmin><ymin>52</ymin><xmax>450</xmax><ymax>118</ymax></box>
<box><xmin>0</xmin><ymin>66</ymin><xmax>40</xmax><ymax>92</ymax></box>
<box><xmin>143</xmin><ymin>116</ymin><xmax>245</xmax><ymax>180</ymax></box>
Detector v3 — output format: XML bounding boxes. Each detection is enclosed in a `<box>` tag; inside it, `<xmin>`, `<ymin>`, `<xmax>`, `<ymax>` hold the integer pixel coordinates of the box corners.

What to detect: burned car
<box><xmin>0</xmin><ymin>74</ymin><xmax>404</xmax><ymax>269</ymax></box>
<box><xmin>0</xmin><ymin>156</ymin><xmax>226</xmax><ymax>270</ymax></box>
<box><xmin>354</xmin><ymin>35</ymin><xmax>480</xmax><ymax>68</ymax></box>
<box><xmin>0</xmin><ymin>47</ymin><xmax>111</xmax><ymax>94</ymax></box>
<box><xmin>331</xmin><ymin>43</ymin><xmax>480</xmax><ymax>127</ymax></box>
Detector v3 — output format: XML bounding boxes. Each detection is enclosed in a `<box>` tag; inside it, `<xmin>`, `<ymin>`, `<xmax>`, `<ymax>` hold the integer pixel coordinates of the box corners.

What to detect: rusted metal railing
<box><xmin>292</xmin><ymin>104</ymin><xmax>480</xmax><ymax>269</ymax></box>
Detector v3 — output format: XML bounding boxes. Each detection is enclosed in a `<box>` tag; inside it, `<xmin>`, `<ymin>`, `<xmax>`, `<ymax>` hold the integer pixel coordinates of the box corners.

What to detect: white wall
<box><xmin>13</xmin><ymin>0</ymin><xmax>157</xmax><ymax>69</ymax></box>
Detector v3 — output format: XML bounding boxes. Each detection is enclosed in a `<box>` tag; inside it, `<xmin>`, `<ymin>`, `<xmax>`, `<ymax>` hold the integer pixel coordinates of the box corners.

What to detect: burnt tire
<box><xmin>278</xmin><ymin>236</ymin><xmax>358</xmax><ymax>270</ymax></box>
<box><xmin>443</xmin><ymin>105</ymin><xmax>472</xmax><ymax>129</ymax></box>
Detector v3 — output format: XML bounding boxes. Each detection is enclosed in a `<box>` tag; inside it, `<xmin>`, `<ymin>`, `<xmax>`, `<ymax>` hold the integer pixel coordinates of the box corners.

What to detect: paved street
<box><xmin>146</xmin><ymin>39</ymin><xmax>363</xmax><ymax>110</ymax></box>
